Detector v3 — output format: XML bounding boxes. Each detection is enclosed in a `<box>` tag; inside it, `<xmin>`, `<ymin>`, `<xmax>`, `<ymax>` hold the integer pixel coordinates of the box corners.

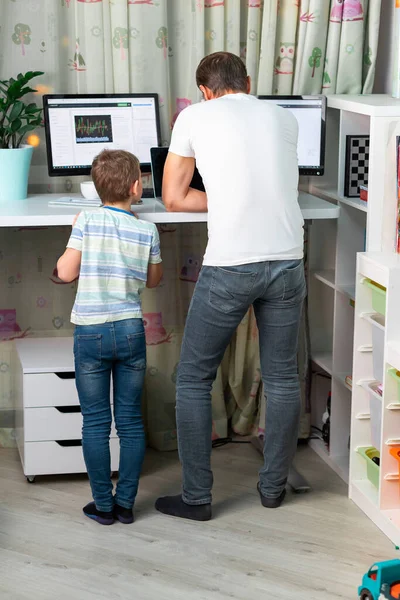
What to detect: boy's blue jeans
<box><xmin>74</xmin><ymin>318</ymin><xmax>146</xmax><ymax>512</ymax></box>
<box><xmin>176</xmin><ymin>260</ymin><xmax>306</xmax><ymax>505</ymax></box>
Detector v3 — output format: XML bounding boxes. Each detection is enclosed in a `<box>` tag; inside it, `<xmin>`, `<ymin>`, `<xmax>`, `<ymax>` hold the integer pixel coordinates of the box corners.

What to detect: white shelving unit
<box><xmin>306</xmin><ymin>95</ymin><xmax>400</xmax><ymax>482</ymax></box>
<box><xmin>350</xmin><ymin>253</ymin><xmax>400</xmax><ymax>546</ymax></box>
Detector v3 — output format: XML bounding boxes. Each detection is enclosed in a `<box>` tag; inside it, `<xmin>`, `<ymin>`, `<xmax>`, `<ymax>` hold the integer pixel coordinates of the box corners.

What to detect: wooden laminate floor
<box><xmin>0</xmin><ymin>444</ymin><xmax>395</xmax><ymax>600</ymax></box>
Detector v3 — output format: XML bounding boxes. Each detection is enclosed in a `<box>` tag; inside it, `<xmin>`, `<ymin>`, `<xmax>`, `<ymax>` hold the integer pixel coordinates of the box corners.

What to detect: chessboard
<box><xmin>344</xmin><ymin>135</ymin><xmax>369</xmax><ymax>198</ymax></box>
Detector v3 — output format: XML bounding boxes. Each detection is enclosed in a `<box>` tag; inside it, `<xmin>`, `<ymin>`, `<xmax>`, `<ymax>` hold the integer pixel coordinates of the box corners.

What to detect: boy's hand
<box><xmin>72</xmin><ymin>212</ymin><xmax>81</xmax><ymax>228</ymax></box>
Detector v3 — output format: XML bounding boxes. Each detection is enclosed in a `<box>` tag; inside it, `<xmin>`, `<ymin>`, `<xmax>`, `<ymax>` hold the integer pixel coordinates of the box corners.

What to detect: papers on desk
<box><xmin>48</xmin><ymin>197</ymin><xmax>102</xmax><ymax>208</ymax></box>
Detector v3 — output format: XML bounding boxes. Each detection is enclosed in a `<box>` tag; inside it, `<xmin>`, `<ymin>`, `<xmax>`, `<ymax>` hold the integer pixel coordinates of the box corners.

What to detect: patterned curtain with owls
<box><xmin>0</xmin><ymin>0</ymin><xmax>382</xmax><ymax>451</ymax></box>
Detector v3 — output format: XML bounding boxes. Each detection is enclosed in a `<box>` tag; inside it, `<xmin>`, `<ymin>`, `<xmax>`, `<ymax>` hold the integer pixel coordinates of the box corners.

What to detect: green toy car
<box><xmin>359</xmin><ymin>560</ymin><xmax>400</xmax><ymax>599</ymax></box>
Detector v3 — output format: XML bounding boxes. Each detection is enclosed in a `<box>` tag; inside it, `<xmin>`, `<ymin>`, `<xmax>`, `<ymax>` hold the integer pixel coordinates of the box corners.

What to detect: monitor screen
<box><xmin>258</xmin><ymin>95</ymin><xmax>326</xmax><ymax>176</ymax></box>
<box><xmin>43</xmin><ymin>94</ymin><xmax>161</xmax><ymax>176</ymax></box>
<box><xmin>150</xmin><ymin>147</ymin><xmax>205</xmax><ymax>199</ymax></box>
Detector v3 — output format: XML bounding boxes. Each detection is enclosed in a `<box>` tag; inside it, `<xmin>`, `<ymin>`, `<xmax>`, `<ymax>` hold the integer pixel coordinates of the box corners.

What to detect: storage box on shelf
<box><xmin>306</xmin><ymin>95</ymin><xmax>400</xmax><ymax>482</ymax></box>
<box><xmin>350</xmin><ymin>253</ymin><xmax>400</xmax><ymax>546</ymax></box>
<box><xmin>15</xmin><ymin>337</ymin><xmax>119</xmax><ymax>482</ymax></box>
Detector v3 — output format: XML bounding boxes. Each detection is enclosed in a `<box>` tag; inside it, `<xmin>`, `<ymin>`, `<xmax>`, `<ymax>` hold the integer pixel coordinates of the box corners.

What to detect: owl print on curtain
<box><xmin>275</xmin><ymin>42</ymin><xmax>295</xmax><ymax>75</ymax></box>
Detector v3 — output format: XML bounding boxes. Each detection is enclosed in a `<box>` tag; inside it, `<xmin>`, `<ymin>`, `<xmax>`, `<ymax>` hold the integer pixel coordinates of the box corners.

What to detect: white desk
<box><xmin>3</xmin><ymin>191</ymin><xmax>338</xmax><ymax>487</ymax></box>
<box><xmin>0</xmin><ymin>192</ymin><xmax>339</xmax><ymax>227</ymax></box>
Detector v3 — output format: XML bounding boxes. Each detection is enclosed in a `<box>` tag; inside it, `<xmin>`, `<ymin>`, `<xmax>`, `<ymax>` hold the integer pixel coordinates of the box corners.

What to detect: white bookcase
<box><xmin>350</xmin><ymin>252</ymin><xmax>400</xmax><ymax>546</ymax></box>
<box><xmin>306</xmin><ymin>95</ymin><xmax>400</xmax><ymax>482</ymax></box>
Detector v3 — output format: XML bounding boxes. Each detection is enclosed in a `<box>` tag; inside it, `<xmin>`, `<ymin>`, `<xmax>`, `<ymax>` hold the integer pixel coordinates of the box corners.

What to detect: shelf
<box><xmin>312</xmin><ymin>270</ymin><xmax>335</xmax><ymax>289</ymax></box>
<box><xmin>355</xmin><ymin>412</ymin><xmax>370</xmax><ymax>420</ymax></box>
<box><xmin>384</xmin><ymin>510</ymin><xmax>400</xmax><ymax>532</ymax></box>
<box><xmin>327</xmin><ymin>94</ymin><xmax>400</xmax><ymax>117</ymax></box>
<box><xmin>384</xmin><ymin>473</ymin><xmax>399</xmax><ymax>481</ymax></box>
<box><xmin>387</xmin><ymin>342</ymin><xmax>400</xmax><ymax>374</ymax></box>
<box><xmin>352</xmin><ymin>479</ymin><xmax>379</xmax><ymax>507</ymax></box>
<box><xmin>309</xmin><ymin>185</ymin><xmax>341</xmax><ymax>204</ymax></box>
<box><xmin>312</xmin><ymin>352</ymin><xmax>333</xmax><ymax>375</ymax></box>
<box><xmin>385</xmin><ymin>438</ymin><xmax>400</xmax><ymax>447</ymax></box>
<box><xmin>336</xmin><ymin>283</ymin><xmax>356</xmax><ymax>301</ymax></box>
<box><xmin>339</xmin><ymin>196</ymin><xmax>368</xmax><ymax>213</ymax></box>
<box><xmin>361</xmin><ymin>380</ymin><xmax>383</xmax><ymax>402</ymax></box>
<box><xmin>361</xmin><ymin>312</ymin><xmax>386</xmax><ymax>330</ymax></box>
<box><xmin>351</xmin><ymin>483</ymin><xmax>400</xmax><ymax>547</ymax></box>
<box><xmin>309</xmin><ymin>438</ymin><xmax>349</xmax><ymax>483</ymax></box>
<box><xmin>333</xmin><ymin>454</ymin><xmax>350</xmax><ymax>482</ymax></box>
<box><xmin>335</xmin><ymin>373</ymin><xmax>352</xmax><ymax>392</ymax></box>
<box><xmin>309</xmin><ymin>185</ymin><xmax>368</xmax><ymax>213</ymax></box>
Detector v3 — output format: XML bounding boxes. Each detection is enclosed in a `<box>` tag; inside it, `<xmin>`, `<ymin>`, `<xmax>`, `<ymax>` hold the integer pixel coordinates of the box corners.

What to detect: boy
<box><xmin>57</xmin><ymin>150</ymin><xmax>163</xmax><ymax>525</ymax></box>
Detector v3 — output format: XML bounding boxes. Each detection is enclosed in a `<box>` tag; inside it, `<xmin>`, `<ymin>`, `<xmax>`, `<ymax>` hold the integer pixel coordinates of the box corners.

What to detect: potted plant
<box><xmin>0</xmin><ymin>71</ymin><xmax>44</xmax><ymax>202</ymax></box>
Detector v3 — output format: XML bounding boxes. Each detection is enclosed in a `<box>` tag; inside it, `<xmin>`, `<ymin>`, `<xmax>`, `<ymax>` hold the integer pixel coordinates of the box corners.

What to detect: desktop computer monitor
<box><xmin>258</xmin><ymin>95</ymin><xmax>326</xmax><ymax>176</ymax></box>
<box><xmin>43</xmin><ymin>94</ymin><xmax>161</xmax><ymax>176</ymax></box>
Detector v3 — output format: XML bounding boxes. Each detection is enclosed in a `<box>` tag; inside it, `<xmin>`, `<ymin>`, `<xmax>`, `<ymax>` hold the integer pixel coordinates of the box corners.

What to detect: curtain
<box><xmin>0</xmin><ymin>0</ymin><xmax>382</xmax><ymax>449</ymax></box>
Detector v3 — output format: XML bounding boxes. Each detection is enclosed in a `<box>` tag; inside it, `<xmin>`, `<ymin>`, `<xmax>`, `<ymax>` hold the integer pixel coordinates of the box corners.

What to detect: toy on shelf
<box><xmin>322</xmin><ymin>391</ymin><xmax>331</xmax><ymax>447</ymax></box>
<box><xmin>358</xmin><ymin>560</ymin><xmax>400</xmax><ymax>599</ymax></box>
<box><xmin>390</xmin><ymin>447</ymin><xmax>400</xmax><ymax>486</ymax></box>
<box><xmin>360</xmin><ymin>185</ymin><xmax>368</xmax><ymax>203</ymax></box>
<box><xmin>344</xmin><ymin>134</ymin><xmax>369</xmax><ymax>198</ymax></box>
<box><xmin>357</xmin><ymin>447</ymin><xmax>380</xmax><ymax>488</ymax></box>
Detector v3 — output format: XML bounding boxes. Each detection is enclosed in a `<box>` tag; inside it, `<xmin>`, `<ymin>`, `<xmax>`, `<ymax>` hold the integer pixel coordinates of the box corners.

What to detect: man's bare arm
<box><xmin>162</xmin><ymin>152</ymin><xmax>207</xmax><ymax>213</ymax></box>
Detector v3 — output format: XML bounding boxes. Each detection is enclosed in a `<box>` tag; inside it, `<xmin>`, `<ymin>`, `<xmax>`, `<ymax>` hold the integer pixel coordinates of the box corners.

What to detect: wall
<box><xmin>374</xmin><ymin>1</ymin><xmax>395</xmax><ymax>94</ymax></box>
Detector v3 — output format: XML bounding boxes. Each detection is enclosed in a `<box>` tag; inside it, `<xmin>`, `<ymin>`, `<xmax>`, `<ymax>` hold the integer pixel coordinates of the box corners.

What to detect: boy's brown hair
<box><xmin>196</xmin><ymin>51</ymin><xmax>248</xmax><ymax>97</ymax></box>
<box><xmin>91</xmin><ymin>149</ymin><xmax>140</xmax><ymax>204</ymax></box>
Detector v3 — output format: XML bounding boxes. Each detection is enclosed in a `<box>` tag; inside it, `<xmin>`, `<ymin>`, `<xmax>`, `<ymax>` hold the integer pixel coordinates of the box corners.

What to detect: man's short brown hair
<box><xmin>91</xmin><ymin>150</ymin><xmax>140</xmax><ymax>204</ymax></box>
<box><xmin>196</xmin><ymin>51</ymin><xmax>248</xmax><ymax>96</ymax></box>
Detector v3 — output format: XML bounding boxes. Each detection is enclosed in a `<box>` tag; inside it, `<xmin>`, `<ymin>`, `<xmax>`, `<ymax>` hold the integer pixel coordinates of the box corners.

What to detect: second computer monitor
<box><xmin>43</xmin><ymin>94</ymin><xmax>161</xmax><ymax>176</ymax></box>
<box><xmin>258</xmin><ymin>95</ymin><xmax>326</xmax><ymax>176</ymax></box>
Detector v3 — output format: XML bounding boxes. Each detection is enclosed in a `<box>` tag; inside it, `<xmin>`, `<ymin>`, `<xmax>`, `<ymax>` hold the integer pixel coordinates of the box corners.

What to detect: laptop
<box><xmin>150</xmin><ymin>147</ymin><xmax>205</xmax><ymax>203</ymax></box>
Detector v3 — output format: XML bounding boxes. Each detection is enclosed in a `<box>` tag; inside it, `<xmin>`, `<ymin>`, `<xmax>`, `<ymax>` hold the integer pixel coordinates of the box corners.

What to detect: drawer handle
<box><xmin>55</xmin><ymin>406</ymin><xmax>81</xmax><ymax>414</ymax></box>
<box><xmin>56</xmin><ymin>440</ymin><xmax>82</xmax><ymax>447</ymax></box>
<box><xmin>55</xmin><ymin>372</ymin><xmax>75</xmax><ymax>380</ymax></box>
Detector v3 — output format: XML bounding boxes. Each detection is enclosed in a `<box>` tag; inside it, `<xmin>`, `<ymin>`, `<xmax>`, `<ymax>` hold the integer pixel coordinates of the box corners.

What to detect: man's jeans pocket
<box><xmin>209</xmin><ymin>265</ymin><xmax>257</xmax><ymax>313</ymax></box>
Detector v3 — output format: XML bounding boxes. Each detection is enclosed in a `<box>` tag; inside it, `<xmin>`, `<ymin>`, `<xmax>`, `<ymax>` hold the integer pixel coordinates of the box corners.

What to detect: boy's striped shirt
<box><xmin>67</xmin><ymin>206</ymin><xmax>161</xmax><ymax>325</ymax></box>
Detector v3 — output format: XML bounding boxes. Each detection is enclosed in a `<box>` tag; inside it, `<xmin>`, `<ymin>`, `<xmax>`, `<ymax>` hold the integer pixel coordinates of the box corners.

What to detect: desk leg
<box><xmin>250</xmin><ymin>437</ymin><xmax>311</xmax><ymax>493</ymax></box>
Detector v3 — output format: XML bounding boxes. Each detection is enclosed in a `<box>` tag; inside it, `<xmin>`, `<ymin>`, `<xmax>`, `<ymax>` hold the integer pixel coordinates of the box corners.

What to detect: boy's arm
<box><xmin>57</xmin><ymin>248</ymin><xmax>82</xmax><ymax>283</ymax></box>
<box><xmin>146</xmin><ymin>263</ymin><xmax>163</xmax><ymax>288</ymax></box>
<box><xmin>57</xmin><ymin>212</ymin><xmax>83</xmax><ymax>282</ymax></box>
<box><xmin>146</xmin><ymin>225</ymin><xmax>163</xmax><ymax>288</ymax></box>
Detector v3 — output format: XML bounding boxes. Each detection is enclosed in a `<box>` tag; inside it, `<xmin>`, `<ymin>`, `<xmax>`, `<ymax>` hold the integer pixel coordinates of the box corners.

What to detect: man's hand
<box><xmin>162</xmin><ymin>152</ymin><xmax>207</xmax><ymax>213</ymax></box>
<box><xmin>72</xmin><ymin>212</ymin><xmax>81</xmax><ymax>228</ymax></box>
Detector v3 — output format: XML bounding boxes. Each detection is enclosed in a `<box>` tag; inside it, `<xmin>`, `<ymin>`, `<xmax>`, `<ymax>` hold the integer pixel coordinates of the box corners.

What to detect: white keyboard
<box><xmin>48</xmin><ymin>197</ymin><xmax>102</xmax><ymax>208</ymax></box>
<box><xmin>48</xmin><ymin>197</ymin><xmax>145</xmax><ymax>208</ymax></box>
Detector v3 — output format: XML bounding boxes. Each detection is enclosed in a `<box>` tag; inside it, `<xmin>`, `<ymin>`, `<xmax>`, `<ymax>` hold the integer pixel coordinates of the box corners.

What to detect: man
<box><xmin>155</xmin><ymin>52</ymin><xmax>306</xmax><ymax>521</ymax></box>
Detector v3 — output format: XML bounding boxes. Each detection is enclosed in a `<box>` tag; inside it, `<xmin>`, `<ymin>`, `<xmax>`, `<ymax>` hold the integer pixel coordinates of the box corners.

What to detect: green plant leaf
<box><xmin>18</xmin><ymin>123</ymin><xmax>37</xmax><ymax>137</ymax></box>
<box><xmin>11</xmin><ymin>118</ymin><xmax>22</xmax><ymax>132</ymax></box>
<box><xmin>25</xmin><ymin>103</ymin><xmax>39</xmax><ymax>114</ymax></box>
<box><xmin>1</xmin><ymin>70</ymin><xmax>44</xmax><ymax>148</ymax></box>
<box><xmin>8</xmin><ymin>100</ymin><xmax>24</xmax><ymax>122</ymax></box>
<box><xmin>25</xmin><ymin>71</ymin><xmax>44</xmax><ymax>81</ymax></box>
<box><xmin>19</xmin><ymin>86</ymin><xmax>37</xmax><ymax>96</ymax></box>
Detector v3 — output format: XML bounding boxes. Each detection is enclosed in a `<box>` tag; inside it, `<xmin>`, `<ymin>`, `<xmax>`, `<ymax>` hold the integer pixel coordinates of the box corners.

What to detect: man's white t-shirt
<box><xmin>169</xmin><ymin>93</ymin><xmax>304</xmax><ymax>267</ymax></box>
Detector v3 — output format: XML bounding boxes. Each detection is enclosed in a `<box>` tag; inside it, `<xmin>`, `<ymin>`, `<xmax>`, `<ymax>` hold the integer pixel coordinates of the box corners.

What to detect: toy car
<box><xmin>359</xmin><ymin>560</ymin><xmax>400</xmax><ymax>599</ymax></box>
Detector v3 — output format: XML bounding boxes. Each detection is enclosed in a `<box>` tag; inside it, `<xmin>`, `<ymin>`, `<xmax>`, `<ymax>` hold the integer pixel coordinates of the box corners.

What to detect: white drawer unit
<box><xmin>24</xmin><ymin>373</ymin><xmax>80</xmax><ymax>407</ymax></box>
<box><xmin>15</xmin><ymin>337</ymin><xmax>119</xmax><ymax>482</ymax></box>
